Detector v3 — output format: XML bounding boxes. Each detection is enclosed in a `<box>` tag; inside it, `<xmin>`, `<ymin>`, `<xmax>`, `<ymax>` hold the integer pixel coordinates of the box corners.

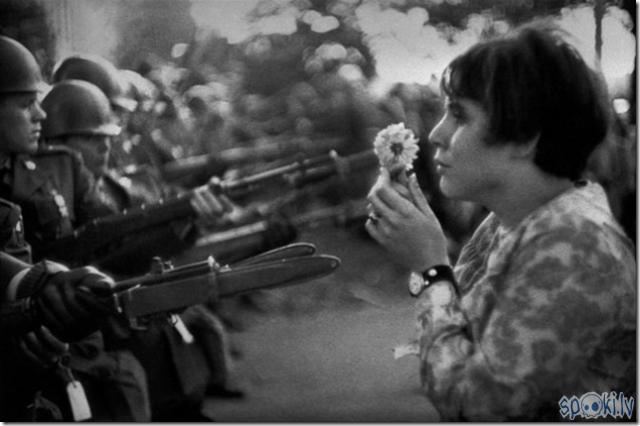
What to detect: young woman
<box><xmin>366</xmin><ymin>23</ymin><xmax>636</xmax><ymax>421</ymax></box>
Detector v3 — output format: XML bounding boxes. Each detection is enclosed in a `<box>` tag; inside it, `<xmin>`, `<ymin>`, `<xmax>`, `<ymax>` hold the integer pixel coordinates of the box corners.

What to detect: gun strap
<box><xmin>231</xmin><ymin>242</ymin><xmax>316</xmax><ymax>267</ymax></box>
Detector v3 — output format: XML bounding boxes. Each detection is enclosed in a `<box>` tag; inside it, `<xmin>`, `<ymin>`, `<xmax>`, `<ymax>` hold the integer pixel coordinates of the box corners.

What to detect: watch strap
<box><xmin>421</xmin><ymin>264</ymin><xmax>456</xmax><ymax>286</ymax></box>
<box><xmin>410</xmin><ymin>264</ymin><xmax>458</xmax><ymax>297</ymax></box>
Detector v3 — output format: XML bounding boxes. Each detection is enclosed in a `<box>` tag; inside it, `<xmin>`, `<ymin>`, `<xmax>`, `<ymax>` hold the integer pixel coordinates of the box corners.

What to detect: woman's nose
<box><xmin>428</xmin><ymin>117</ymin><xmax>449</xmax><ymax>149</ymax></box>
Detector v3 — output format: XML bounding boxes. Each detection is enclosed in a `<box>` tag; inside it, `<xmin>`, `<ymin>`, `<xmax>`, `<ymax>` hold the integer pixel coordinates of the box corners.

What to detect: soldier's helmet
<box><xmin>41</xmin><ymin>80</ymin><xmax>121</xmax><ymax>139</ymax></box>
<box><xmin>52</xmin><ymin>54</ymin><xmax>137</xmax><ymax>113</ymax></box>
<box><xmin>0</xmin><ymin>35</ymin><xmax>43</xmax><ymax>94</ymax></box>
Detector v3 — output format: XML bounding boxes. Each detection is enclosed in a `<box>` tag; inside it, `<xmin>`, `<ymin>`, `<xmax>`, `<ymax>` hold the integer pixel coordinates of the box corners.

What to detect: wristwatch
<box><xmin>408</xmin><ymin>264</ymin><xmax>456</xmax><ymax>297</ymax></box>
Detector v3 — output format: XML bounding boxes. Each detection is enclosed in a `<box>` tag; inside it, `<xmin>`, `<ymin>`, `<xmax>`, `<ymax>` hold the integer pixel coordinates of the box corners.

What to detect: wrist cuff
<box><xmin>6</xmin><ymin>268</ymin><xmax>30</xmax><ymax>301</ymax></box>
<box><xmin>15</xmin><ymin>260</ymin><xmax>67</xmax><ymax>299</ymax></box>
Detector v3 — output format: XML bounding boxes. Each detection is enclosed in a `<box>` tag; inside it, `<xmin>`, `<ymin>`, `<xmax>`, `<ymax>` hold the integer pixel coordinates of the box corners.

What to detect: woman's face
<box><xmin>427</xmin><ymin>96</ymin><xmax>514</xmax><ymax>204</ymax></box>
<box><xmin>0</xmin><ymin>93</ymin><xmax>46</xmax><ymax>155</ymax></box>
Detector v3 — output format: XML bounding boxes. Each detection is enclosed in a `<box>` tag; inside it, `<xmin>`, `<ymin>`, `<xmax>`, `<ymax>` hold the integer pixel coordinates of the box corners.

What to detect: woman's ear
<box><xmin>509</xmin><ymin>134</ymin><xmax>539</xmax><ymax>160</ymax></box>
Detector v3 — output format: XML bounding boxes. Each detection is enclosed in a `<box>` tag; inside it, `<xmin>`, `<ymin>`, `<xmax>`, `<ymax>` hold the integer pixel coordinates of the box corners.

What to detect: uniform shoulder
<box><xmin>30</xmin><ymin>144</ymin><xmax>85</xmax><ymax>169</ymax></box>
<box><xmin>34</xmin><ymin>143</ymin><xmax>76</xmax><ymax>157</ymax></box>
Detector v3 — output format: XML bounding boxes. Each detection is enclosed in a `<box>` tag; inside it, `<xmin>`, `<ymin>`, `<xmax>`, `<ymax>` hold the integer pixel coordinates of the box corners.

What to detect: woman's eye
<box><xmin>450</xmin><ymin>109</ymin><xmax>465</xmax><ymax>122</ymax></box>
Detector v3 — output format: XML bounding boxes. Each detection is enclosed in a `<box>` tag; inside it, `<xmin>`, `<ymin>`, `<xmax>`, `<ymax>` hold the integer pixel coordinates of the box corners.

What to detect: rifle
<box><xmin>174</xmin><ymin>199</ymin><xmax>368</xmax><ymax>265</ymax></box>
<box><xmin>3</xmin><ymin>243</ymin><xmax>341</xmax><ymax>333</ymax></box>
<box><xmin>112</xmin><ymin>243</ymin><xmax>340</xmax><ymax>327</ymax></box>
<box><xmin>39</xmin><ymin>150</ymin><xmax>378</xmax><ymax>265</ymax></box>
<box><xmin>161</xmin><ymin>135</ymin><xmax>346</xmax><ymax>185</ymax></box>
<box><xmin>213</xmin><ymin>148</ymin><xmax>377</xmax><ymax>199</ymax></box>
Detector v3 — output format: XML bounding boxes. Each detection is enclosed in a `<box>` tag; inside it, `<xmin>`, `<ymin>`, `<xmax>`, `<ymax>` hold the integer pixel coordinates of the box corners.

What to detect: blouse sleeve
<box><xmin>416</xmin><ymin>226</ymin><xmax>632</xmax><ymax>420</ymax></box>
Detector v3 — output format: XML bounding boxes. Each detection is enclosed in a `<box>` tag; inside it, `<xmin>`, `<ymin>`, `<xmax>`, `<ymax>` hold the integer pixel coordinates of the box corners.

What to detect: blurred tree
<box><xmin>113</xmin><ymin>0</ymin><xmax>196</xmax><ymax>71</ymax></box>
<box><xmin>0</xmin><ymin>0</ymin><xmax>55</xmax><ymax>77</ymax></box>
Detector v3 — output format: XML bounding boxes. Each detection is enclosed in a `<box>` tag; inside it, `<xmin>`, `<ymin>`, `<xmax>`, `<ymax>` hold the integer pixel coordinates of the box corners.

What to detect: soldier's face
<box><xmin>0</xmin><ymin>93</ymin><xmax>46</xmax><ymax>155</ymax></box>
<box><xmin>66</xmin><ymin>134</ymin><xmax>111</xmax><ymax>176</ymax></box>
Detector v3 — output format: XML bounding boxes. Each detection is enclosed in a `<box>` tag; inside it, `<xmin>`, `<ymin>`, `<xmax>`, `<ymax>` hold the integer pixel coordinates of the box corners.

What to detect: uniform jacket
<box><xmin>1</xmin><ymin>145</ymin><xmax>116</xmax><ymax>261</ymax></box>
<box><xmin>0</xmin><ymin>145</ymin><xmax>149</xmax><ymax>422</ymax></box>
<box><xmin>91</xmin><ymin>166</ymin><xmax>194</xmax><ymax>276</ymax></box>
<box><xmin>0</xmin><ymin>197</ymin><xmax>31</xmax><ymax>263</ymax></box>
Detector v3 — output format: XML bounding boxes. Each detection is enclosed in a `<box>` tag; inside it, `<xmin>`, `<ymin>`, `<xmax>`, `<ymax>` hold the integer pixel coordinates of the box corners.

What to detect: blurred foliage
<box><xmin>113</xmin><ymin>0</ymin><xmax>196</xmax><ymax>71</ymax></box>
<box><xmin>0</xmin><ymin>0</ymin><xmax>56</xmax><ymax>77</ymax></box>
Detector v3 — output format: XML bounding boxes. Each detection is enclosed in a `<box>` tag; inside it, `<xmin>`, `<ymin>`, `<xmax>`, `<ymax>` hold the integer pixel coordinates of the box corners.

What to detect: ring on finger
<box><xmin>368</xmin><ymin>212</ymin><xmax>380</xmax><ymax>224</ymax></box>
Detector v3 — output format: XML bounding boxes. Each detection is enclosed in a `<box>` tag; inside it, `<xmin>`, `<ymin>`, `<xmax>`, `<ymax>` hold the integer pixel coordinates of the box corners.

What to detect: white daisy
<box><xmin>373</xmin><ymin>123</ymin><xmax>419</xmax><ymax>173</ymax></box>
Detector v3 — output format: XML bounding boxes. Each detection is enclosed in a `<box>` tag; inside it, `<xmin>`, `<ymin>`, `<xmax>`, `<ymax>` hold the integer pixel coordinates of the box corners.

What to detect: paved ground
<box><xmin>203</xmin><ymin>223</ymin><xmax>440</xmax><ymax>422</ymax></box>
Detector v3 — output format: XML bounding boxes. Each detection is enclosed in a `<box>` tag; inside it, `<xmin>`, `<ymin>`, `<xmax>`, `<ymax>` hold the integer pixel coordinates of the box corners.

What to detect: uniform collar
<box><xmin>0</xmin><ymin>154</ymin><xmax>12</xmax><ymax>173</ymax></box>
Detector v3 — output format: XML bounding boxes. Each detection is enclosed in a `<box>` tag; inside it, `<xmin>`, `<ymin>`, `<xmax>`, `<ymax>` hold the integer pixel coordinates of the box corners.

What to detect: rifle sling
<box><xmin>231</xmin><ymin>242</ymin><xmax>316</xmax><ymax>267</ymax></box>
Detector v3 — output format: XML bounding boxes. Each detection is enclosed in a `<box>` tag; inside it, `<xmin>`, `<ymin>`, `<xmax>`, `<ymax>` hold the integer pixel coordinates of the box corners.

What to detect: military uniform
<box><xmin>0</xmin><ymin>197</ymin><xmax>31</xmax><ymax>262</ymax></box>
<box><xmin>90</xmin><ymin>165</ymin><xmax>195</xmax><ymax>276</ymax></box>
<box><xmin>97</xmin><ymin>165</ymin><xmax>176</xmax><ymax>212</ymax></box>
<box><xmin>0</xmin><ymin>145</ymin><xmax>151</xmax><ymax>422</ymax></box>
<box><xmin>92</xmin><ymin>165</ymin><xmax>218</xmax><ymax>421</ymax></box>
<box><xmin>0</xmin><ymin>145</ymin><xmax>116</xmax><ymax>262</ymax></box>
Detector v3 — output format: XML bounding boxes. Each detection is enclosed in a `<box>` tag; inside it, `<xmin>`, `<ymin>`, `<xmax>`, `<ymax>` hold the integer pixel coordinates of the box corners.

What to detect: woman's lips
<box><xmin>435</xmin><ymin>160</ymin><xmax>450</xmax><ymax>174</ymax></box>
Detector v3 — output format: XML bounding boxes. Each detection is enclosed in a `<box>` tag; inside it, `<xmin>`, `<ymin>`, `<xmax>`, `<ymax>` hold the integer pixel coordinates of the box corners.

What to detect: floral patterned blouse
<box><xmin>415</xmin><ymin>181</ymin><xmax>636</xmax><ymax>420</ymax></box>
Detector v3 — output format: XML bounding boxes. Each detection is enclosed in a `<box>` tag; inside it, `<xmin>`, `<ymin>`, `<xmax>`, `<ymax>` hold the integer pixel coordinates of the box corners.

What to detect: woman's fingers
<box><xmin>408</xmin><ymin>173</ymin><xmax>436</xmax><ymax>218</ymax></box>
<box><xmin>369</xmin><ymin>177</ymin><xmax>419</xmax><ymax>223</ymax></box>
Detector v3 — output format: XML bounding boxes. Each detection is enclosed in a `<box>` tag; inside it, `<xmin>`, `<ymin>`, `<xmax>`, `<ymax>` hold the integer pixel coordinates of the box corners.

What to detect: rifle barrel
<box><xmin>43</xmin><ymin>150</ymin><xmax>376</xmax><ymax>265</ymax></box>
<box><xmin>161</xmin><ymin>136</ymin><xmax>346</xmax><ymax>184</ymax></box>
<box><xmin>290</xmin><ymin>150</ymin><xmax>377</xmax><ymax>187</ymax></box>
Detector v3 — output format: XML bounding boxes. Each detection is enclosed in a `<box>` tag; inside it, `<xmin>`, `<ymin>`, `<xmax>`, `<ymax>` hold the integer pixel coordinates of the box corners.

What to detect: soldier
<box><xmin>52</xmin><ymin>54</ymin><xmax>179</xmax><ymax>171</ymax></box>
<box><xmin>40</xmin><ymin>78</ymin><xmax>241</xmax><ymax>420</ymax></box>
<box><xmin>40</xmin><ymin>78</ymin><xmax>231</xmax><ymax>273</ymax></box>
<box><xmin>0</xmin><ymin>249</ymin><xmax>121</xmax><ymax>420</ymax></box>
<box><xmin>0</xmin><ymin>34</ymin><xmax>151</xmax><ymax>422</ymax></box>
<box><xmin>0</xmin><ymin>192</ymin><xmax>121</xmax><ymax>421</ymax></box>
<box><xmin>0</xmin><ymin>192</ymin><xmax>114</xmax><ymax>344</ymax></box>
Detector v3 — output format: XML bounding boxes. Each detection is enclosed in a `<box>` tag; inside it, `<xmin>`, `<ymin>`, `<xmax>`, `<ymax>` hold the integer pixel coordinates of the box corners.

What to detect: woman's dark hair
<box><xmin>441</xmin><ymin>22</ymin><xmax>610</xmax><ymax>180</ymax></box>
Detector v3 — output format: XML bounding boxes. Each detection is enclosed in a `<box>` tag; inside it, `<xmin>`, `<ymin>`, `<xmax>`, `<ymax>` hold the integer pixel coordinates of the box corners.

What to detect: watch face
<box><xmin>408</xmin><ymin>272</ymin><xmax>425</xmax><ymax>296</ymax></box>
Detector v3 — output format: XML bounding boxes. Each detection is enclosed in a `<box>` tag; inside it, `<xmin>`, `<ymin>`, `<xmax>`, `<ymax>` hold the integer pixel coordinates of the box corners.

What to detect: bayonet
<box><xmin>112</xmin><ymin>247</ymin><xmax>340</xmax><ymax>321</ymax></box>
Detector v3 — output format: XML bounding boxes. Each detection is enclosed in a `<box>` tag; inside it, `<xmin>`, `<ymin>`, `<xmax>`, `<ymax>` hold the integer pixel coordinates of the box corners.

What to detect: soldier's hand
<box><xmin>19</xmin><ymin>325</ymin><xmax>69</xmax><ymax>369</ymax></box>
<box><xmin>35</xmin><ymin>266</ymin><xmax>116</xmax><ymax>342</ymax></box>
<box><xmin>190</xmin><ymin>184</ymin><xmax>233</xmax><ymax>226</ymax></box>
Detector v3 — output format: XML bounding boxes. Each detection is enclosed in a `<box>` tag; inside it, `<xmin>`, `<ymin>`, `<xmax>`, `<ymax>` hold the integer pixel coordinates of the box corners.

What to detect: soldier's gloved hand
<box><xmin>19</xmin><ymin>325</ymin><xmax>69</xmax><ymax>370</ymax></box>
<box><xmin>191</xmin><ymin>182</ymin><xmax>233</xmax><ymax>226</ymax></box>
<box><xmin>33</xmin><ymin>265</ymin><xmax>116</xmax><ymax>342</ymax></box>
<box><xmin>262</xmin><ymin>213</ymin><xmax>297</xmax><ymax>251</ymax></box>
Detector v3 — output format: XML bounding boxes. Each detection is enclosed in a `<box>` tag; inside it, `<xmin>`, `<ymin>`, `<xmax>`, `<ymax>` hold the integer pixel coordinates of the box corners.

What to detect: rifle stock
<box><xmin>41</xmin><ymin>150</ymin><xmax>377</xmax><ymax>264</ymax></box>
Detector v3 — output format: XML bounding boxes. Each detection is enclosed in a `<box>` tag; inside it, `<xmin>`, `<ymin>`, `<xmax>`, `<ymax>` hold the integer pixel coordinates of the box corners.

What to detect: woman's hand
<box><xmin>366</xmin><ymin>169</ymin><xmax>449</xmax><ymax>271</ymax></box>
